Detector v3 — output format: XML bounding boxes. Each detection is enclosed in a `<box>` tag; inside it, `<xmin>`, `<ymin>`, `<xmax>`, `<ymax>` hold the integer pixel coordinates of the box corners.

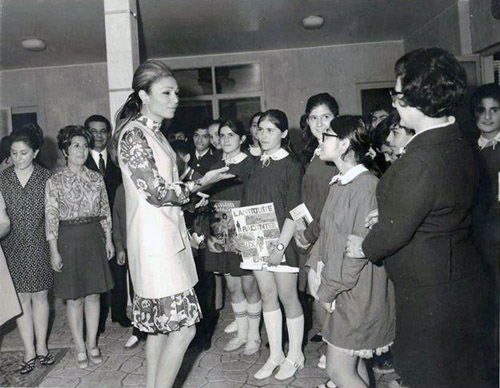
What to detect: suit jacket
<box><xmin>363</xmin><ymin>123</ymin><xmax>482</xmax><ymax>288</ymax></box>
<box><xmin>85</xmin><ymin>151</ymin><xmax>122</xmax><ymax>209</ymax></box>
<box><xmin>188</xmin><ymin>148</ymin><xmax>220</xmax><ymax>176</ymax></box>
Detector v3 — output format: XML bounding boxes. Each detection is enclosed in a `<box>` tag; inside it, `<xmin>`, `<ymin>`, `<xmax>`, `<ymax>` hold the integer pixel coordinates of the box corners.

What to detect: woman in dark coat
<box><xmin>346</xmin><ymin>47</ymin><xmax>486</xmax><ymax>388</ymax></box>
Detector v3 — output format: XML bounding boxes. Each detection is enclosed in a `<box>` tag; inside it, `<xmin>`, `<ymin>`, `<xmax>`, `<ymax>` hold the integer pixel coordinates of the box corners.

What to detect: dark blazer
<box><xmin>363</xmin><ymin>123</ymin><xmax>482</xmax><ymax>287</ymax></box>
<box><xmin>85</xmin><ymin>152</ymin><xmax>122</xmax><ymax>210</ymax></box>
<box><xmin>188</xmin><ymin>148</ymin><xmax>220</xmax><ymax>176</ymax></box>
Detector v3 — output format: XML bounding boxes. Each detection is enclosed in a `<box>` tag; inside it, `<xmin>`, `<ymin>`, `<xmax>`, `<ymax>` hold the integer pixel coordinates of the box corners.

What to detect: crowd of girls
<box><xmin>0</xmin><ymin>47</ymin><xmax>497</xmax><ymax>388</ymax></box>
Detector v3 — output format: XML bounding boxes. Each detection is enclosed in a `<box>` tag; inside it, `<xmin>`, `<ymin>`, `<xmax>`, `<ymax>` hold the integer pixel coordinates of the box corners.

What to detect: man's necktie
<box><xmin>98</xmin><ymin>153</ymin><xmax>106</xmax><ymax>176</ymax></box>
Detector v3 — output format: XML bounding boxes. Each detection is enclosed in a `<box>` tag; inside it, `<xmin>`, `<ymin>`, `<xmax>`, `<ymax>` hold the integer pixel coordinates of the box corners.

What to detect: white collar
<box><xmin>329</xmin><ymin>164</ymin><xmax>368</xmax><ymax>185</ymax></box>
<box><xmin>195</xmin><ymin>149</ymin><xmax>210</xmax><ymax>159</ymax></box>
<box><xmin>402</xmin><ymin>116</ymin><xmax>455</xmax><ymax>152</ymax></box>
<box><xmin>260</xmin><ymin>148</ymin><xmax>289</xmax><ymax>166</ymax></box>
<box><xmin>91</xmin><ymin>148</ymin><xmax>107</xmax><ymax>165</ymax></box>
<box><xmin>223</xmin><ymin>152</ymin><xmax>247</xmax><ymax>165</ymax></box>
<box><xmin>311</xmin><ymin>147</ymin><xmax>321</xmax><ymax>161</ymax></box>
<box><xmin>478</xmin><ymin>131</ymin><xmax>500</xmax><ymax>150</ymax></box>
<box><xmin>249</xmin><ymin>144</ymin><xmax>262</xmax><ymax>156</ymax></box>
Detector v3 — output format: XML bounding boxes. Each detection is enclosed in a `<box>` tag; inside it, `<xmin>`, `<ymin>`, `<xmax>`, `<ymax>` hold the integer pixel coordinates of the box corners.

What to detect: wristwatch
<box><xmin>276</xmin><ymin>243</ymin><xmax>285</xmax><ymax>252</ymax></box>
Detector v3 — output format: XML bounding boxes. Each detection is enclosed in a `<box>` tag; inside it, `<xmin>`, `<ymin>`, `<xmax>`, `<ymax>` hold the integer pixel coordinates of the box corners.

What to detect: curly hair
<box><xmin>9</xmin><ymin>123</ymin><xmax>44</xmax><ymax>151</ymax></box>
<box><xmin>470</xmin><ymin>83</ymin><xmax>500</xmax><ymax>115</ymax></box>
<box><xmin>57</xmin><ymin>125</ymin><xmax>94</xmax><ymax>155</ymax></box>
<box><xmin>395</xmin><ymin>47</ymin><xmax>466</xmax><ymax>118</ymax></box>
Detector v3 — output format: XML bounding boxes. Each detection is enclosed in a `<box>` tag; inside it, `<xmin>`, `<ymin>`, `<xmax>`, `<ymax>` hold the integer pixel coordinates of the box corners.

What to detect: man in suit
<box><xmin>84</xmin><ymin>114</ymin><xmax>130</xmax><ymax>332</ymax></box>
<box><xmin>189</xmin><ymin>122</ymin><xmax>219</xmax><ymax>176</ymax></box>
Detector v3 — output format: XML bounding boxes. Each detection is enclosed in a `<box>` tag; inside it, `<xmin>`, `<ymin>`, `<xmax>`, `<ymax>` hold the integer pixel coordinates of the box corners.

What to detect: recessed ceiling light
<box><xmin>302</xmin><ymin>15</ymin><xmax>324</xmax><ymax>30</ymax></box>
<box><xmin>21</xmin><ymin>38</ymin><xmax>47</xmax><ymax>51</ymax></box>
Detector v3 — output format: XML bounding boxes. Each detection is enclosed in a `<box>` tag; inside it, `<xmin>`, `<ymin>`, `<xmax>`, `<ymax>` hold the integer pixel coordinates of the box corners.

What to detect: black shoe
<box><xmin>311</xmin><ymin>333</ymin><xmax>323</xmax><ymax>342</ymax></box>
<box><xmin>112</xmin><ymin>317</ymin><xmax>132</xmax><ymax>328</ymax></box>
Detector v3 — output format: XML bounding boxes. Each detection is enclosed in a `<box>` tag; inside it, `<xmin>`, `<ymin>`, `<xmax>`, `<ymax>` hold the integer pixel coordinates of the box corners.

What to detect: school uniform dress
<box><xmin>243</xmin><ymin>149</ymin><xmax>303</xmax><ymax>272</ymax></box>
<box><xmin>298</xmin><ymin>149</ymin><xmax>338</xmax><ymax>290</ymax></box>
<box><xmin>0</xmin><ymin>165</ymin><xmax>53</xmax><ymax>293</ymax></box>
<box><xmin>362</xmin><ymin>121</ymin><xmax>486</xmax><ymax>387</ymax></box>
<box><xmin>204</xmin><ymin>152</ymin><xmax>256</xmax><ymax>276</ymax></box>
<box><xmin>317</xmin><ymin>165</ymin><xmax>395</xmax><ymax>357</ymax></box>
<box><xmin>45</xmin><ymin>166</ymin><xmax>114</xmax><ymax>299</ymax></box>
<box><xmin>118</xmin><ymin>114</ymin><xmax>200</xmax><ymax>334</ymax></box>
<box><xmin>0</xmin><ymin>192</ymin><xmax>21</xmax><ymax>327</ymax></box>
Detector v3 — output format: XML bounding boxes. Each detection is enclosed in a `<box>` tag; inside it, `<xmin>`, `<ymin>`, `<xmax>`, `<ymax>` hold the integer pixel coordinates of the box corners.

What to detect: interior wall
<box><xmin>404</xmin><ymin>3</ymin><xmax>462</xmax><ymax>55</ymax></box>
<box><xmin>161</xmin><ymin>41</ymin><xmax>404</xmax><ymax>129</ymax></box>
<box><xmin>0</xmin><ymin>63</ymin><xmax>109</xmax><ymax>167</ymax></box>
<box><xmin>0</xmin><ymin>41</ymin><xmax>403</xmax><ymax>166</ymax></box>
<box><xmin>469</xmin><ymin>0</ymin><xmax>500</xmax><ymax>53</ymax></box>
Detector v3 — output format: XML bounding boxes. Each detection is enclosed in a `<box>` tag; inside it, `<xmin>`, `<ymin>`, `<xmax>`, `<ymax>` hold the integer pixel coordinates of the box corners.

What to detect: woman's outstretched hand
<box><xmin>201</xmin><ymin>167</ymin><xmax>235</xmax><ymax>187</ymax></box>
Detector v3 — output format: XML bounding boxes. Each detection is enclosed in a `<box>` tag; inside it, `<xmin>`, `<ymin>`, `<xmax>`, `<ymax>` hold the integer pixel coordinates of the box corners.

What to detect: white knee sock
<box><xmin>231</xmin><ymin>301</ymin><xmax>248</xmax><ymax>339</ymax></box>
<box><xmin>263</xmin><ymin>309</ymin><xmax>284</xmax><ymax>361</ymax></box>
<box><xmin>286</xmin><ymin>315</ymin><xmax>304</xmax><ymax>361</ymax></box>
<box><xmin>246</xmin><ymin>300</ymin><xmax>262</xmax><ymax>341</ymax></box>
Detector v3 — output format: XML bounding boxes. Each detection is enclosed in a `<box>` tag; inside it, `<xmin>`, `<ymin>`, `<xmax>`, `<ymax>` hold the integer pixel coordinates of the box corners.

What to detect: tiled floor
<box><xmin>0</xmin><ymin>298</ymin><xmax>398</xmax><ymax>388</ymax></box>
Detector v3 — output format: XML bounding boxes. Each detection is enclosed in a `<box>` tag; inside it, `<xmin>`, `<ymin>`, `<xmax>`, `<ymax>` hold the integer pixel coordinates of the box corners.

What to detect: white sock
<box><xmin>286</xmin><ymin>315</ymin><xmax>304</xmax><ymax>361</ymax></box>
<box><xmin>231</xmin><ymin>301</ymin><xmax>248</xmax><ymax>339</ymax></box>
<box><xmin>263</xmin><ymin>309</ymin><xmax>284</xmax><ymax>362</ymax></box>
<box><xmin>246</xmin><ymin>300</ymin><xmax>262</xmax><ymax>341</ymax></box>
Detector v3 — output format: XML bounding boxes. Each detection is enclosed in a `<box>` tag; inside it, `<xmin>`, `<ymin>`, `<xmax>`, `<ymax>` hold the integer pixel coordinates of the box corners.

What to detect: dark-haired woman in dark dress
<box><xmin>347</xmin><ymin>47</ymin><xmax>487</xmax><ymax>388</ymax></box>
<box><xmin>0</xmin><ymin>124</ymin><xmax>53</xmax><ymax>374</ymax></box>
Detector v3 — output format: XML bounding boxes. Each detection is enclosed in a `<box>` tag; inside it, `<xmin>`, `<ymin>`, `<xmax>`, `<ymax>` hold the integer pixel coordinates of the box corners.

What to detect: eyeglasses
<box><xmin>322</xmin><ymin>132</ymin><xmax>338</xmax><ymax>142</ymax></box>
<box><xmin>389</xmin><ymin>89</ymin><xmax>404</xmax><ymax>101</ymax></box>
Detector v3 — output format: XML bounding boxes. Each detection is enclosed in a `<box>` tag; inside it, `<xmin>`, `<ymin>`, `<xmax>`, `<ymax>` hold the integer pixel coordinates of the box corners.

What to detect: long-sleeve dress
<box><xmin>45</xmin><ymin>166</ymin><xmax>113</xmax><ymax>299</ymax></box>
<box><xmin>317</xmin><ymin>167</ymin><xmax>395</xmax><ymax>355</ymax></box>
<box><xmin>117</xmin><ymin>114</ymin><xmax>200</xmax><ymax>334</ymax></box>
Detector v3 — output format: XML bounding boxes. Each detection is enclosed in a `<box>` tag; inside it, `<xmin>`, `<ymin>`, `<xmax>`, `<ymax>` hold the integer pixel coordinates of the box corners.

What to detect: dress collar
<box><xmin>136</xmin><ymin>114</ymin><xmax>162</xmax><ymax>132</ymax></box>
<box><xmin>260</xmin><ymin>148</ymin><xmax>289</xmax><ymax>166</ymax></box>
<box><xmin>478</xmin><ymin>131</ymin><xmax>500</xmax><ymax>150</ymax></box>
<box><xmin>223</xmin><ymin>152</ymin><xmax>247</xmax><ymax>166</ymax></box>
<box><xmin>329</xmin><ymin>164</ymin><xmax>368</xmax><ymax>185</ymax></box>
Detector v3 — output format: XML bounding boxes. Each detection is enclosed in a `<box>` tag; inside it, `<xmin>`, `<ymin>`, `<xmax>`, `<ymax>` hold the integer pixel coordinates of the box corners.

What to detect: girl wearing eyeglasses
<box><xmin>315</xmin><ymin>115</ymin><xmax>394</xmax><ymax>388</ymax></box>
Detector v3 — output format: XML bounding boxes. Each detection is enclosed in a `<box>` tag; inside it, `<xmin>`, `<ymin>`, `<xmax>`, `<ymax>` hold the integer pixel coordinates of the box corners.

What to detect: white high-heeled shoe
<box><xmin>254</xmin><ymin>356</ymin><xmax>285</xmax><ymax>380</ymax></box>
<box><xmin>274</xmin><ymin>356</ymin><xmax>305</xmax><ymax>380</ymax></box>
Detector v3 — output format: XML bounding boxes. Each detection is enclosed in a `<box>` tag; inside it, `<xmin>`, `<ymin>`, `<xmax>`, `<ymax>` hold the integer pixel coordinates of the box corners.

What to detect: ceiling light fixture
<box><xmin>21</xmin><ymin>38</ymin><xmax>47</xmax><ymax>51</ymax></box>
<box><xmin>302</xmin><ymin>15</ymin><xmax>324</xmax><ymax>30</ymax></box>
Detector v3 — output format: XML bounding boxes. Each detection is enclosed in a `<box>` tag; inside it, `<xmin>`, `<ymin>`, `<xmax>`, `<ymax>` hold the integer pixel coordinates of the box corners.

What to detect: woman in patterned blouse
<box><xmin>112</xmin><ymin>60</ymin><xmax>232</xmax><ymax>388</ymax></box>
<box><xmin>45</xmin><ymin>125</ymin><xmax>114</xmax><ymax>369</ymax></box>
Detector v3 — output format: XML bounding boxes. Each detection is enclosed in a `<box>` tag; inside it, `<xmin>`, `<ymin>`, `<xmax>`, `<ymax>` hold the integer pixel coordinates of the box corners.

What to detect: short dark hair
<box><xmin>218</xmin><ymin>118</ymin><xmax>246</xmax><ymax>138</ymax></box>
<box><xmin>10</xmin><ymin>123</ymin><xmax>44</xmax><ymax>152</ymax></box>
<box><xmin>84</xmin><ymin>115</ymin><xmax>111</xmax><ymax>133</ymax></box>
<box><xmin>170</xmin><ymin>139</ymin><xmax>193</xmax><ymax>156</ymax></box>
<box><xmin>0</xmin><ymin>136</ymin><xmax>10</xmax><ymax>163</ymax></box>
<box><xmin>470</xmin><ymin>83</ymin><xmax>500</xmax><ymax>115</ymax></box>
<box><xmin>395</xmin><ymin>47</ymin><xmax>466</xmax><ymax>117</ymax></box>
<box><xmin>57</xmin><ymin>125</ymin><xmax>94</xmax><ymax>154</ymax></box>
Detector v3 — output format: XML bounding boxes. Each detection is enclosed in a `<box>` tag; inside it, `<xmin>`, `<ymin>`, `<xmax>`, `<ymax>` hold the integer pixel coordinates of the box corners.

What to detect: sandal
<box><xmin>87</xmin><ymin>347</ymin><xmax>103</xmax><ymax>365</ymax></box>
<box><xmin>37</xmin><ymin>352</ymin><xmax>55</xmax><ymax>366</ymax></box>
<box><xmin>19</xmin><ymin>357</ymin><xmax>37</xmax><ymax>375</ymax></box>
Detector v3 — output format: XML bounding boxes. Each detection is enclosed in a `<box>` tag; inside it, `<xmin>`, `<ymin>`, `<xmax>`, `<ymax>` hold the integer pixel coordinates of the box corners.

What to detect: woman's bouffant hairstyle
<box><xmin>57</xmin><ymin>125</ymin><xmax>93</xmax><ymax>155</ymax></box>
<box><xmin>330</xmin><ymin>115</ymin><xmax>385</xmax><ymax>178</ymax></box>
<box><xmin>111</xmin><ymin>60</ymin><xmax>175</xmax><ymax>161</ymax></box>
<box><xmin>395</xmin><ymin>47</ymin><xmax>466</xmax><ymax>118</ymax></box>
<box><xmin>470</xmin><ymin>83</ymin><xmax>500</xmax><ymax>115</ymax></box>
<box><xmin>302</xmin><ymin>93</ymin><xmax>339</xmax><ymax>160</ymax></box>
<box><xmin>218</xmin><ymin>118</ymin><xmax>246</xmax><ymax>139</ymax></box>
<box><xmin>9</xmin><ymin>123</ymin><xmax>44</xmax><ymax>152</ymax></box>
<box><xmin>259</xmin><ymin>109</ymin><xmax>293</xmax><ymax>154</ymax></box>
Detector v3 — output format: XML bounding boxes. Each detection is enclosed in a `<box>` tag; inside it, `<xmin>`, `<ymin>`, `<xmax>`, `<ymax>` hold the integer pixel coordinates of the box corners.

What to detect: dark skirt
<box><xmin>54</xmin><ymin>220</ymin><xmax>113</xmax><ymax>300</ymax></box>
<box><xmin>204</xmin><ymin>250</ymin><xmax>249</xmax><ymax>276</ymax></box>
<box><xmin>132</xmin><ymin>288</ymin><xmax>202</xmax><ymax>334</ymax></box>
<box><xmin>392</xmin><ymin>271</ymin><xmax>488</xmax><ymax>388</ymax></box>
